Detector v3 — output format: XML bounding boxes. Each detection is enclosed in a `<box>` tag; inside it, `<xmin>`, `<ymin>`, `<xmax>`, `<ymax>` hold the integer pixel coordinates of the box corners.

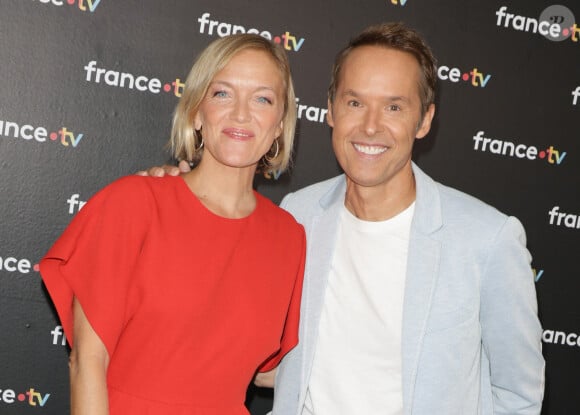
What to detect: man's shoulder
<box><xmin>429</xmin><ymin>178</ymin><xmax>520</xmax><ymax>243</ymax></box>
<box><xmin>288</xmin><ymin>175</ymin><xmax>344</xmax><ymax>199</ymax></box>
<box><xmin>436</xmin><ymin>181</ymin><xmax>508</xmax><ymax>223</ymax></box>
<box><xmin>414</xmin><ymin>163</ymin><xmax>508</xmax><ymax>224</ymax></box>
<box><xmin>280</xmin><ymin>175</ymin><xmax>344</xmax><ymax>217</ymax></box>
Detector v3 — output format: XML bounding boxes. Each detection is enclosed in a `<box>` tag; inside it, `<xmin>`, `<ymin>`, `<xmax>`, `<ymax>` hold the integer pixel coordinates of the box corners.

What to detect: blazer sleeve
<box><xmin>479</xmin><ymin>216</ymin><xmax>545</xmax><ymax>414</ymax></box>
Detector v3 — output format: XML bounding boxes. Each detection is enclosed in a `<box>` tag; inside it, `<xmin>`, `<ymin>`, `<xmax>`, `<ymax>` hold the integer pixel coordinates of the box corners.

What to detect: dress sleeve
<box><xmin>40</xmin><ymin>176</ymin><xmax>152</xmax><ymax>358</ymax></box>
<box><xmin>258</xmin><ymin>226</ymin><xmax>306</xmax><ymax>372</ymax></box>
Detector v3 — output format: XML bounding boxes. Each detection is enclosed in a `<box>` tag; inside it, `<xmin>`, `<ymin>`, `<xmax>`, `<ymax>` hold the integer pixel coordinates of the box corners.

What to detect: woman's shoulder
<box><xmin>97</xmin><ymin>175</ymin><xmax>182</xmax><ymax>202</ymax></box>
<box><xmin>78</xmin><ymin>176</ymin><xmax>183</xmax><ymax>222</ymax></box>
<box><xmin>256</xmin><ymin>192</ymin><xmax>304</xmax><ymax>232</ymax></box>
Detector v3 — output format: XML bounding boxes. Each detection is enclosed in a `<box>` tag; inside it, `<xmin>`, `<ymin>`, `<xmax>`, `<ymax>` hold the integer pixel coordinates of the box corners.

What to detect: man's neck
<box><xmin>344</xmin><ymin>171</ymin><xmax>416</xmax><ymax>222</ymax></box>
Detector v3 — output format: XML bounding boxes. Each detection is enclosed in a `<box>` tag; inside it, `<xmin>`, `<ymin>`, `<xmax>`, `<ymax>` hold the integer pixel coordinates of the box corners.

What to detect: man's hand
<box><xmin>136</xmin><ymin>160</ymin><xmax>191</xmax><ymax>177</ymax></box>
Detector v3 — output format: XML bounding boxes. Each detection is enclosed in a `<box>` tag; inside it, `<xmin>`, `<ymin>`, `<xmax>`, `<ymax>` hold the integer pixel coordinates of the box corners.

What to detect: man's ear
<box><xmin>326</xmin><ymin>99</ymin><xmax>334</xmax><ymax>128</ymax></box>
<box><xmin>416</xmin><ymin>104</ymin><xmax>435</xmax><ymax>139</ymax></box>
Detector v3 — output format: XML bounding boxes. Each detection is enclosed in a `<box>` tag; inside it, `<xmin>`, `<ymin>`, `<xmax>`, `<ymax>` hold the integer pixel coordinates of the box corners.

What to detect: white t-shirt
<box><xmin>302</xmin><ymin>202</ymin><xmax>414</xmax><ymax>415</ymax></box>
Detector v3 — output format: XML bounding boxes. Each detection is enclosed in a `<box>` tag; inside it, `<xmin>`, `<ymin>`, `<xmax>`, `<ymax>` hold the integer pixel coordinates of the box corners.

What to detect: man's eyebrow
<box><xmin>341</xmin><ymin>89</ymin><xmax>359</xmax><ymax>98</ymax></box>
<box><xmin>340</xmin><ymin>89</ymin><xmax>411</xmax><ymax>103</ymax></box>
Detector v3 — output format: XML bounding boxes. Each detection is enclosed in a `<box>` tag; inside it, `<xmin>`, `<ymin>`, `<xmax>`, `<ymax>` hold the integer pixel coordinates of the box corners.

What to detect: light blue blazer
<box><xmin>273</xmin><ymin>163</ymin><xmax>544</xmax><ymax>415</ymax></box>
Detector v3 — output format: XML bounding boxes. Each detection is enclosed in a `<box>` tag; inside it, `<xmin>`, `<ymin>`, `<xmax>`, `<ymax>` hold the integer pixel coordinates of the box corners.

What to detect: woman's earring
<box><xmin>194</xmin><ymin>125</ymin><xmax>204</xmax><ymax>151</ymax></box>
<box><xmin>194</xmin><ymin>137</ymin><xmax>204</xmax><ymax>151</ymax></box>
<box><xmin>266</xmin><ymin>139</ymin><xmax>279</xmax><ymax>162</ymax></box>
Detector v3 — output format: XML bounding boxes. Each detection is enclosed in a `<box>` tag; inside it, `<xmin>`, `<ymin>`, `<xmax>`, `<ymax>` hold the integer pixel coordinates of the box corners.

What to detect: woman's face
<box><xmin>194</xmin><ymin>48</ymin><xmax>285</xmax><ymax>171</ymax></box>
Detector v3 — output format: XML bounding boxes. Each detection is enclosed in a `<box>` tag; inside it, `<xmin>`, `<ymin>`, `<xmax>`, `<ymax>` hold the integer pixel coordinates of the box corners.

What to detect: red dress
<box><xmin>40</xmin><ymin>175</ymin><xmax>305</xmax><ymax>414</ymax></box>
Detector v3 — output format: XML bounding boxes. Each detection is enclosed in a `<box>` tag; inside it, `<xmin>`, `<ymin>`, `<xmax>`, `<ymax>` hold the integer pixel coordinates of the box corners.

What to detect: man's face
<box><xmin>328</xmin><ymin>45</ymin><xmax>434</xmax><ymax>192</ymax></box>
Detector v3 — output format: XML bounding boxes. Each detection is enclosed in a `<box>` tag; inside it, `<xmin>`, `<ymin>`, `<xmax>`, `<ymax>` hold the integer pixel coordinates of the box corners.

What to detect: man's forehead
<box><xmin>344</xmin><ymin>49</ymin><xmax>415</xmax><ymax>79</ymax></box>
<box><xmin>334</xmin><ymin>47</ymin><xmax>422</xmax><ymax>103</ymax></box>
<box><xmin>345</xmin><ymin>45</ymin><xmax>417</xmax><ymax>65</ymax></box>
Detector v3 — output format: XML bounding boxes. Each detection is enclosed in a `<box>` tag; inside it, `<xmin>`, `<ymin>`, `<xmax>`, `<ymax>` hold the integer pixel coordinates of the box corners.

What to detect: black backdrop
<box><xmin>1</xmin><ymin>1</ymin><xmax>579</xmax><ymax>414</ymax></box>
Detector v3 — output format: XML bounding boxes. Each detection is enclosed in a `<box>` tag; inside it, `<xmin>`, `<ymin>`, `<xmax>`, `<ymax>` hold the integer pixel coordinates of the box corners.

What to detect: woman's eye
<box><xmin>212</xmin><ymin>90</ymin><xmax>229</xmax><ymax>98</ymax></box>
<box><xmin>257</xmin><ymin>96</ymin><xmax>273</xmax><ymax>104</ymax></box>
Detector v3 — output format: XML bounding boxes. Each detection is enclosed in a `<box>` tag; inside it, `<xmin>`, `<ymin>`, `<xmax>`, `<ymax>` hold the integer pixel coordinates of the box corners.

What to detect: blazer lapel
<box><xmin>299</xmin><ymin>176</ymin><xmax>346</xmax><ymax>402</ymax></box>
<box><xmin>401</xmin><ymin>164</ymin><xmax>443</xmax><ymax>414</ymax></box>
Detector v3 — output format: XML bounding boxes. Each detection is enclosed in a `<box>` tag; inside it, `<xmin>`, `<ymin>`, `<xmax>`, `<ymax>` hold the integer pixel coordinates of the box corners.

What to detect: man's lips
<box><xmin>353</xmin><ymin>143</ymin><xmax>388</xmax><ymax>155</ymax></box>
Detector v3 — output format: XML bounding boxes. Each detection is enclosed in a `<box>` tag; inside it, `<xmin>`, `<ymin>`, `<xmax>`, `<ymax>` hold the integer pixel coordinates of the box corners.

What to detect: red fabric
<box><xmin>40</xmin><ymin>175</ymin><xmax>305</xmax><ymax>414</ymax></box>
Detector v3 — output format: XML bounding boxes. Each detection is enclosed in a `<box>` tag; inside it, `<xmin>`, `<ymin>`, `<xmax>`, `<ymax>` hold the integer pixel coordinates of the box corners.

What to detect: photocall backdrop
<box><xmin>1</xmin><ymin>1</ymin><xmax>579</xmax><ymax>413</ymax></box>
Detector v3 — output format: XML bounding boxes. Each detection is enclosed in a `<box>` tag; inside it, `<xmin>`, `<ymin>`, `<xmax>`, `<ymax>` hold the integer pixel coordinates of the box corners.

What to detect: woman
<box><xmin>40</xmin><ymin>34</ymin><xmax>305</xmax><ymax>415</ymax></box>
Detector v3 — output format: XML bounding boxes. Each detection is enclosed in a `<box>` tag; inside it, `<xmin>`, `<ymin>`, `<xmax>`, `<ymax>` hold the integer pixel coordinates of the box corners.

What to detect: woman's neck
<box><xmin>181</xmin><ymin>159</ymin><xmax>257</xmax><ymax>219</ymax></box>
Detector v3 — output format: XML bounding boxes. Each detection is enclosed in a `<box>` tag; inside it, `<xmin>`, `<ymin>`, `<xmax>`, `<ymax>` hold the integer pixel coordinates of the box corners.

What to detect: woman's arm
<box><xmin>70</xmin><ymin>297</ymin><xmax>110</xmax><ymax>415</ymax></box>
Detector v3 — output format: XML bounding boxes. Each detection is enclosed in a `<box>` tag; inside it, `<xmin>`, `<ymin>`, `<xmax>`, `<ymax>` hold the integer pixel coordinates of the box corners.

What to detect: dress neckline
<box><xmin>175</xmin><ymin>175</ymin><xmax>260</xmax><ymax>221</ymax></box>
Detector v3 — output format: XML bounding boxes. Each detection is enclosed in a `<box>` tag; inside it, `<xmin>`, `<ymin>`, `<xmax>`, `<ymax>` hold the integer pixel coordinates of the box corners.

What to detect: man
<box><xmin>147</xmin><ymin>22</ymin><xmax>545</xmax><ymax>414</ymax></box>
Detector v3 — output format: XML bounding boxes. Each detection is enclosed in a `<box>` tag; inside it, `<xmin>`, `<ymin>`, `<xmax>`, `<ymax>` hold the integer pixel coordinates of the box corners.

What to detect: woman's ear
<box><xmin>194</xmin><ymin>112</ymin><xmax>202</xmax><ymax>131</ymax></box>
<box><xmin>275</xmin><ymin>120</ymin><xmax>283</xmax><ymax>138</ymax></box>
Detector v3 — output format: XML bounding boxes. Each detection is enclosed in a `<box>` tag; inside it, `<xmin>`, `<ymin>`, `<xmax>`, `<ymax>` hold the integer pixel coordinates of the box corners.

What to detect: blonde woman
<box><xmin>41</xmin><ymin>34</ymin><xmax>305</xmax><ymax>415</ymax></box>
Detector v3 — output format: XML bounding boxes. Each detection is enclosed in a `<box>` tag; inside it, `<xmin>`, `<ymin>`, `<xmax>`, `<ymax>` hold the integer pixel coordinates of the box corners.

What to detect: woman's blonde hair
<box><xmin>170</xmin><ymin>34</ymin><xmax>296</xmax><ymax>174</ymax></box>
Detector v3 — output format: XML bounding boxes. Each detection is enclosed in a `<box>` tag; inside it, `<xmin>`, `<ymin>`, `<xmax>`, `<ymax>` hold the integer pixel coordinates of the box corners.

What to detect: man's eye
<box><xmin>388</xmin><ymin>104</ymin><xmax>401</xmax><ymax>111</ymax></box>
<box><xmin>347</xmin><ymin>100</ymin><xmax>360</xmax><ymax>107</ymax></box>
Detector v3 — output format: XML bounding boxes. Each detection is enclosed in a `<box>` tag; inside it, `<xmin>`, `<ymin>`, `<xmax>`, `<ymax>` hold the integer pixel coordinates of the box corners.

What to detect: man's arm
<box><xmin>480</xmin><ymin>217</ymin><xmax>545</xmax><ymax>414</ymax></box>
